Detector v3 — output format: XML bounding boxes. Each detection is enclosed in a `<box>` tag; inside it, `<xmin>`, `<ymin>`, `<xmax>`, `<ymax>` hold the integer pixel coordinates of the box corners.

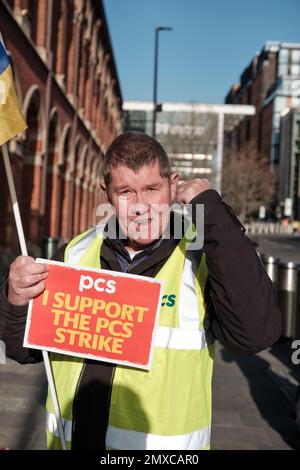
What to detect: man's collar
<box><xmin>103</xmin><ymin>211</ymin><xmax>180</xmax><ymax>260</ymax></box>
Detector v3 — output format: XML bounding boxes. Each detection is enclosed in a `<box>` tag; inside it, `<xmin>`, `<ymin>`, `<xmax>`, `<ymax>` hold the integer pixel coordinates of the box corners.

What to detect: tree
<box><xmin>222</xmin><ymin>153</ymin><xmax>277</xmax><ymax>222</ymax></box>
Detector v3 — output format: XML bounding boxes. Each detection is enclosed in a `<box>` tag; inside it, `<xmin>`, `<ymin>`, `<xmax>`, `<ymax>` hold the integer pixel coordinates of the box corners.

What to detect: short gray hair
<box><xmin>103</xmin><ymin>131</ymin><xmax>171</xmax><ymax>186</ymax></box>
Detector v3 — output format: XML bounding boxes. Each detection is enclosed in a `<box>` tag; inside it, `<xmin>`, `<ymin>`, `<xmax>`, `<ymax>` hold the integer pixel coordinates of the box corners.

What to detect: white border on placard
<box><xmin>23</xmin><ymin>258</ymin><xmax>164</xmax><ymax>370</ymax></box>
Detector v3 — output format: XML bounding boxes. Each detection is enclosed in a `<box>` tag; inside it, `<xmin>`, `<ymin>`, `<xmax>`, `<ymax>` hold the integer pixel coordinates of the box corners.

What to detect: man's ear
<box><xmin>100</xmin><ymin>181</ymin><xmax>110</xmax><ymax>203</ymax></box>
<box><xmin>170</xmin><ymin>172</ymin><xmax>179</xmax><ymax>201</ymax></box>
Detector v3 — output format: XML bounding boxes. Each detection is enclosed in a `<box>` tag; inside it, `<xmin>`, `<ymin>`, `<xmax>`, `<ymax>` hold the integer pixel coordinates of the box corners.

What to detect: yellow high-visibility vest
<box><xmin>46</xmin><ymin>227</ymin><xmax>215</xmax><ymax>450</ymax></box>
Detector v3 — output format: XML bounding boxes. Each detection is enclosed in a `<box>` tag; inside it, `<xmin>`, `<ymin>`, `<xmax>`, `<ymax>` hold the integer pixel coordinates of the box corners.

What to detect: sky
<box><xmin>103</xmin><ymin>0</ymin><xmax>300</xmax><ymax>104</ymax></box>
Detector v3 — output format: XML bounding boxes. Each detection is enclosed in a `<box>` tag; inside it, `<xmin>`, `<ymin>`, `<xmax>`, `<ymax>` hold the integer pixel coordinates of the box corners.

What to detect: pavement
<box><xmin>0</xmin><ymin>340</ymin><xmax>299</xmax><ymax>450</ymax></box>
<box><xmin>249</xmin><ymin>234</ymin><xmax>300</xmax><ymax>263</ymax></box>
<box><xmin>212</xmin><ymin>341</ymin><xmax>300</xmax><ymax>450</ymax></box>
<box><xmin>0</xmin><ymin>358</ymin><xmax>47</xmax><ymax>450</ymax></box>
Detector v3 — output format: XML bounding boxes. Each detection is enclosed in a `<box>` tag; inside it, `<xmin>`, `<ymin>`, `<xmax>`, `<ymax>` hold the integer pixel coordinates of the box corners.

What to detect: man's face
<box><xmin>103</xmin><ymin>160</ymin><xmax>178</xmax><ymax>248</ymax></box>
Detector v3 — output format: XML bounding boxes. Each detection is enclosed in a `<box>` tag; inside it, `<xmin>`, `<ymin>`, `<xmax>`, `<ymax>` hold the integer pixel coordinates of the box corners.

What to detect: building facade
<box><xmin>279</xmin><ymin>109</ymin><xmax>300</xmax><ymax>219</ymax></box>
<box><xmin>224</xmin><ymin>42</ymin><xmax>300</xmax><ymax>169</ymax></box>
<box><xmin>0</xmin><ymin>0</ymin><xmax>122</xmax><ymax>263</ymax></box>
<box><xmin>224</xmin><ymin>41</ymin><xmax>300</xmax><ymax>218</ymax></box>
<box><xmin>124</xmin><ymin>101</ymin><xmax>215</xmax><ymax>181</ymax></box>
<box><xmin>123</xmin><ymin>100</ymin><xmax>254</xmax><ymax>191</ymax></box>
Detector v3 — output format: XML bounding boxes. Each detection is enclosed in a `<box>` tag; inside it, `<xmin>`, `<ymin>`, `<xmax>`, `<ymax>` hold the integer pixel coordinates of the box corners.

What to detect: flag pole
<box><xmin>2</xmin><ymin>142</ymin><xmax>67</xmax><ymax>450</ymax></box>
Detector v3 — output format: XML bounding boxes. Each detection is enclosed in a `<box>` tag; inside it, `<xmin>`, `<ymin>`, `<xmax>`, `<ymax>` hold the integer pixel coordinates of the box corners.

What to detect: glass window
<box><xmin>278</xmin><ymin>62</ymin><xmax>288</xmax><ymax>77</ymax></box>
<box><xmin>274</xmin><ymin>96</ymin><xmax>286</xmax><ymax>113</ymax></box>
<box><xmin>291</xmin><ymin>50</ymin><xmax>300</xmax><ymax>64</ymax></box>
<box><xmin>291</xmin><ymin>64</ymin><xmax>300</xmax><ymax>76</ymax></box>
<box><xmin>279</xmin><ymin>49</ymin><xmax>289</xmax><ymax>63</ymax></box>
<box><xmin>273</xmin><ymin>113</ymin><xmax>280</xmax><ymax>129</ymax></box>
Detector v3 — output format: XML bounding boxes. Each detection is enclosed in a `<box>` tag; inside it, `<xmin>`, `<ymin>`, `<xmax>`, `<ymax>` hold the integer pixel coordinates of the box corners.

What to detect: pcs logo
<box><xmin>161</xmin><ymin>294</ymin><xmax>176</xmax><ymax>308</ymax></box>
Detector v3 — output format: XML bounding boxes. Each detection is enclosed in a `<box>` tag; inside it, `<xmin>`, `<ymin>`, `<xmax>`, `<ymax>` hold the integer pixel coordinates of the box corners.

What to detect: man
<box><xmin>0</xmin><ymin>132</ymin><xmax>281</xmax><ymax>450</ymax></box>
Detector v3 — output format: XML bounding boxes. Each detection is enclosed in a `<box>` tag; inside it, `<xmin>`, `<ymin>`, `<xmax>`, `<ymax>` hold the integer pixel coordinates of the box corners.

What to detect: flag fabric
<box><xmin>0</xmin><ymin>32</ymin><xmax>27</xmax><ymax>146</ymax></box>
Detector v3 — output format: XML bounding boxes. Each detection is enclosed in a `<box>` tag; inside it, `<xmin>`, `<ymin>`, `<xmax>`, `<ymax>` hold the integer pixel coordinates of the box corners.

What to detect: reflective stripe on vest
<box><xmin>46</xmin><ymin>227</ymin><xmax>214</xmax><ymax>450</ymax></box>
<box><xmin>155</xmin><ymin>325</ymin><xmax>212</xmax><ymax>349</ymax></box>
<box><xmin>46</xmin><ymin>411</ymin><xmax>211</xmax><ymax>451</ymax></box>
<box><xmin>65</xmin><ymin>228</ymin><xmax>97</xmax><ymax>265</ymax></box>
<box><xmin>106</xmin><ymin>424</ymin><xmax>211</xmax><ymax>451</ymax></box>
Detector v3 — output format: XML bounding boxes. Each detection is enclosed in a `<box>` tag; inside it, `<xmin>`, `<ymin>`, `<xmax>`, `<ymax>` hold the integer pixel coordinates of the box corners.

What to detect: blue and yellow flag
<box><xmin>0</xmin><ymin>32</ymin><xmax>27</xmax><ymax>146</ymax></box>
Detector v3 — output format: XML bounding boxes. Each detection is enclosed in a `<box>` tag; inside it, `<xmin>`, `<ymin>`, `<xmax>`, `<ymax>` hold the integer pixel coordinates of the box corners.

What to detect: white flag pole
<box><xmin>2</xmin><ymin>142</ymin><xmax>67</xmax><ymax>450</ymax></box>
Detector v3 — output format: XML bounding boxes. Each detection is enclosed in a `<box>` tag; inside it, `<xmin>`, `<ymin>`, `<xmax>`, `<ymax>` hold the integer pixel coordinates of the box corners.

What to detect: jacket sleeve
<box><xmin>0</xmin><ymin>244</ymin><xmax>67</xmax><ymax>364</ymax></box>
<box><xmin>190</xmin><ymin>189</ymin><xmax>282</xmax><ymax>355</ymax></box>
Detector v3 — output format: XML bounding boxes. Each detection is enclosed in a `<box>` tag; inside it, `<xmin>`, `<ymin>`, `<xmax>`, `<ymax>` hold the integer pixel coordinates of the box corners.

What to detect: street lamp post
<box><xmin>152</xmin><ymin>26</ymin><xmax>173</xmax><ymax>138</ymax></box>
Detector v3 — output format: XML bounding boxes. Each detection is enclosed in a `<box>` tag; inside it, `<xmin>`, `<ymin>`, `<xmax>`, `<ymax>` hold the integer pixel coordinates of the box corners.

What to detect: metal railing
<box><xmin>245</xmin><ymin>222</ymin><xmax>294</xmax><ymax>235</ymax></box>
<box><xmin>261</xmin><ymin>255</ymin><xmax>300</xmax><ymax>339</ymax></box>
<box><xmin>42</xmin><ymin>237</ymin><xmax>59</xmax><ymax>260</ymax></box>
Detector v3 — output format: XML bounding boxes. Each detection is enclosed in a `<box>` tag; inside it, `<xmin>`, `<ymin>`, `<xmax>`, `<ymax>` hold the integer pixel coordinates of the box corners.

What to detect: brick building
<box><xmin>224</xmin><ymin>42</ymin><xmax>300</xmax><ymax>169</ymax></box>
<box><xmin>0</xmin><ymin>0</ymin><xmax>122</xmax><ymax>263</ymax></box>
<box><xmin>223</xmin><ymin>42</ymin><xmax>300</xmax><ymax>217</ymax></box>
<box><xmin>279</xmin><ymin>108</ymin><xmax>300</xmax><ymax>219</ymax></box>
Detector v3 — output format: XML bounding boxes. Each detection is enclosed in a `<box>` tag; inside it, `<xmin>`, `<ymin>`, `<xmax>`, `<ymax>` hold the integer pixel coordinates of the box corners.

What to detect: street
<box><xmin>249</xmin><ymin>234</ymin><xmax>300</xmax><ymax>264</ymax></box>
<box><xmin>212</xmin><ymin>342</ymin><xmax>300</xmax><ymax>450</ymax></box>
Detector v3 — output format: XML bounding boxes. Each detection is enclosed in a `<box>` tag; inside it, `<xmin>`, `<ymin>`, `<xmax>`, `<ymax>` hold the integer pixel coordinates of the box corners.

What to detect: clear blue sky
<box><xmin>103</xmin><ymin>0</ymin><xmax>300</xmax><ymax>104</ymax></box>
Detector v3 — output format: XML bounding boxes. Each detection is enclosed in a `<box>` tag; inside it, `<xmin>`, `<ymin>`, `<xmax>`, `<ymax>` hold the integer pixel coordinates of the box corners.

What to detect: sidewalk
<box><xmin>0</xmin><ymin>342</ymin><xmax>299</xmax><ymax>450</ymax></box>
<box><xmin>212</xmin><ymin>342</ymin><xmax>300</xmax><ymax>450</ymax></box>
<box><xmin>0</xmin><ymin>358</ymin><xmax>47</xmax><ymax>450</ymax></box>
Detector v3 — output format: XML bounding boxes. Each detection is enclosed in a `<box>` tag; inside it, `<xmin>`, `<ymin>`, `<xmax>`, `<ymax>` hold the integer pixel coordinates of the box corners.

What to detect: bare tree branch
<box><xmin>222</xmin><ymin>152</ymin><xmax>277</xmax><ymax>222</ymax></box>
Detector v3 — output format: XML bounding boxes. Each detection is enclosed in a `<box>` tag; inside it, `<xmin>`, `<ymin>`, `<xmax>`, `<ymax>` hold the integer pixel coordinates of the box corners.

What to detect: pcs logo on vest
<box><xmin>161</xmin><ymin>294</ymin><xmax>176</xmax><ymax>308</ymax></box>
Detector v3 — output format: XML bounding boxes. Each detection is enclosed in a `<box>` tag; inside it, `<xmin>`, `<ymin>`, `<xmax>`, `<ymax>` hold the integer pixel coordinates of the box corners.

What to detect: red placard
<box><xmin>24</xmin><ymin>259</ymin><xmax>163</xmax><ymax>370</ymax></box>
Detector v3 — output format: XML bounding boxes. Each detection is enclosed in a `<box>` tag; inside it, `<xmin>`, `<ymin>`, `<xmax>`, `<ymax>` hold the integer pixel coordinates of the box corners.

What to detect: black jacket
<box><xmin>0</xmin><ymin>189</ymin><xmax>282</xmax><ymax>449</ymax></box>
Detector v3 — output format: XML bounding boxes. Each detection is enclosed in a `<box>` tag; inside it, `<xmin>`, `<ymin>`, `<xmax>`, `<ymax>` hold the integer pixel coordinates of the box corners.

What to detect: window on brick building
<box><xmin>291</xmin><ymin>50</ymin><xmax>300</xmax><ymax>76</ymax></box>
<box><xmin>258</xmin><ymin>111</ymin><xmax>263</xmax><ymax>151</ymax></box>
<box><xmin>21</xmin><ymin>91</ymin><xmax>41</xmax><ymax>243</ymax></box>
<box><xmin>278</xmin><ymin>48</ymin><xmax>300</xmax><ymax>78</ymax></box>
<box><xmin>58</xmin><ymin>128</ymin><xmax>71</xmax><ymax>239</ymax></box>
<box><xmin>65</xmin><ymin>3</ymin><xmax>75</xmax><ymax>92</ymax></box>
<box><xmin>278</xmin><ymin>49</ymin><xmax>289</xmax><ymax>77</ymax></box>
<box><xmin>247</xmin><ymin>86</ymin><xmax>252</xmax><ymax>105</ymax></box>
<box><xmin>6</xmin><ymin>0</ymin><xmax>15</xmax><ymax>11</ymax></box>
<box><xmin>28</xmin><ymin>0</ymin><xmax>37</xmax><ymax>44</ymax></box>
<box><xmin>44</xmin><ymin>113</ymin><xmax>58</xmax><ymax>238</ymax></box>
